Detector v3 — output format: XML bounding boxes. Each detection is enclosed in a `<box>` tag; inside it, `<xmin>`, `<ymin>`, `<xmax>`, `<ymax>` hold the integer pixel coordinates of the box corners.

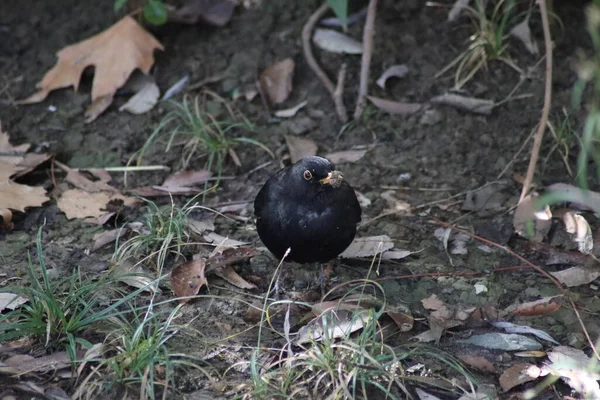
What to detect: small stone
<box><xmin>419</xmin><ymin>109</ymin><xmax>442</xmax><ymax>126</ymax></box>
<box><xmin>524</xmin><ymin>287</ymin><xmax>540</xmax><ymax>298</ymax></box>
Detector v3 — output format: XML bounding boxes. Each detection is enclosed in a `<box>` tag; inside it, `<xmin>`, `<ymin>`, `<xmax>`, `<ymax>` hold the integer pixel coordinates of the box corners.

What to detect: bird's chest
<box><xmin>276</xmin><ymin>195</ymin><xmax>339</xmax><ymax>235</ymax></box>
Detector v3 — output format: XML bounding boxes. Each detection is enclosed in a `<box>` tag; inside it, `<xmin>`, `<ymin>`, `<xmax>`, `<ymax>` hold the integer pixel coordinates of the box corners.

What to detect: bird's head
<box><xmin>291</xmin><ymin>156</ymin><xmax>344</xmax><ymax>192</ymax></box>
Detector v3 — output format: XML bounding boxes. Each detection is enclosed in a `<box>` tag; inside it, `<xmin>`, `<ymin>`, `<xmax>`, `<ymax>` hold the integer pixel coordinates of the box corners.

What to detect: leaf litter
<box><xmin>18</xmin><ymin>16</ymin><xmax>163</xmax><ymax>122</ymax></box>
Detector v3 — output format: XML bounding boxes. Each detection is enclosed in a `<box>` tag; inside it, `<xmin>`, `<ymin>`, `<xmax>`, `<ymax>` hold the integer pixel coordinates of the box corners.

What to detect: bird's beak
<box><xmin>319</xmin><ymin>171</ymin><xmax>344</xmax><ymax>188</ymax></box>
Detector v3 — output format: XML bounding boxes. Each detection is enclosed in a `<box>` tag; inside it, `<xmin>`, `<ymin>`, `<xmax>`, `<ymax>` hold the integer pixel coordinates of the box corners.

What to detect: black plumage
<box><xmin>254</xmin><ymin>156</ymin><xmax>361</xmax><ymax>263</ymax></box>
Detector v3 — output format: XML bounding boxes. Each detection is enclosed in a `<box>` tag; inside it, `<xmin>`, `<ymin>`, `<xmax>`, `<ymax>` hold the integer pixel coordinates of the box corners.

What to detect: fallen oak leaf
<box><xmin>205</xmin><ymin>247</ymin><xmax>257</xmax><ymax>273</ymax></box>
<box><xmin>214</xmin><ymin>265</ymin><xmax>257</xmax><ymax>289</ymax></box>
<box><xmin>171</xmin><ymin>259</ymin><xmax>207</xmax><ymax>303</ymax></box>
<box><xmin>57</xmin><ymin>189</ymin><xmax>139</xmax><ymax>220</ymax></box>
<box><xmin>19</xmin><ymin>16</ymin><xmax>163</xmax><ymax>120</ymax></box>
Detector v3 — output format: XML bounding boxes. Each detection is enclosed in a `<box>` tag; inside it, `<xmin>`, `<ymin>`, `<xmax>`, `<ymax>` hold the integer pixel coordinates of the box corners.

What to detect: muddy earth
<box><xmin>0</xmin><ymin>0</ymin><xmax>598</xmax><ymax>399</ymax></box>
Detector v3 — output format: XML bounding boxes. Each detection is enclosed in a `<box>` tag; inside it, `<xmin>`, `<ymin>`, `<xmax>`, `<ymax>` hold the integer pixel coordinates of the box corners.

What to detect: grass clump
<box><xmin>114</xmin><ymin>195</ymin><xmax>209</xmax><ymax>270</ymax></box>
<box><xmin>241</xmin><ymin>284</ymin><xmax>478</xmax><ymax>400</ymax></box>
<box><xmin>74</xmin><ymin>301</ymin><xmax>212</xmax><ymax>400</ymax></box>
<box><xmin>436</xmin><ymin>0</ymin><xmax>530</xmax><ymax>89</ymax></box>
<box><xmin>138</xmin><ymin>92</ymin><xmax>273</xmax><ymax>181</ymax></box>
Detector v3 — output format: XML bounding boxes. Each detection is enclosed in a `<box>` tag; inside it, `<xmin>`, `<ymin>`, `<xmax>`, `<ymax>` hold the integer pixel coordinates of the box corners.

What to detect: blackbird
<box><xmin>254</xmin><ymin>156</ymin><xmax>361</xmax><ymax>263</ymax></box>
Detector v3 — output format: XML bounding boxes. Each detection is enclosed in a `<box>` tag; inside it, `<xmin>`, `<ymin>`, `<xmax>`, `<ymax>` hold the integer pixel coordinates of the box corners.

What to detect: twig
<box><xmin>334</xmin><ymin>63</ymin><xmax>349</xmax><ymax>123</ymax></box>
<box><xmin>353</xmin><ymin>0</ymin><xmax>378</xmax><ymax>121</ymax></box>
<box><xmin>302</xmin><ymin>3</ymin><xmax>335</xmax><ymax>95</ymax></box>
<box><xmin>432</xmin><ymin>217</ymin><xmax>600</xmax><ymax>361</ymax></box>
<box><xmin>519</xmin><ymin>0</ymin><xmax>553</xmax><ymax>202</ymax></box>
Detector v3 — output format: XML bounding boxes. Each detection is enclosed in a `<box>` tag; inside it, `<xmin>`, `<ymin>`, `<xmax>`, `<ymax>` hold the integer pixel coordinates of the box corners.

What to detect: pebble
<box><xmin>419</xmin><ymin>109</ymin><xmax>442</xmax><ymax>126</ymax></box>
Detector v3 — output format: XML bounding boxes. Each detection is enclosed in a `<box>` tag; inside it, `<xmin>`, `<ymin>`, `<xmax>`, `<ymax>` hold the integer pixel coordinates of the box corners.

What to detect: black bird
<box><xmin>254</xmin><ymin>156</ymin><xmax>361</xmax><ymax>264</ymax></box>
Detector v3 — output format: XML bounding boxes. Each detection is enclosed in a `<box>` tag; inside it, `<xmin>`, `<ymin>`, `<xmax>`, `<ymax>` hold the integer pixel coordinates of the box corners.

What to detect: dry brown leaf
<box><xmin>163</xmin><ymin>170</ymin><xmax>212</xmax><ymax>188</ymax></box>
<box><xmin>213</xmin><ymin>265</ymin><xmax>257</xmax><ymax>289</ymax></box>
<box><xmin>203</xmin><ymin>231</ymin><xmax>248</xmax><ymax>247</ymax></box>
<box><xmin>457</xmin><ymin>355</ymin><xmax>496</xmax><ymax>373</ymax></box>
<box><xmin>499</xmin><ymin>363</ymin><xmax>541</xmax><ymax>392</ymax></box>
<box><xmin>0</xmin><ymin>292</ymin><xmax>28</xmax><ymax>312</ymax></box>
<box><xmin>367</xmin><ymin>96</ymin><xmax>422</xmax><ymax>115</ymax></box>
<box><xmin>0</xmin><ymin>124</ymin><xmax>30</xmax><ymax>165</ymax></box>
<box><xmin>509</xmin><ymin>296</ymin><xmax>562</xmax><ymax>316</ymax></box>
<box><xmin>0</xmin><ymin>352</ymin><xmax>72</xmax><ymax>375</ymax></box>
<box><xmin>57</xmin><ymin>189</ymin><xmax>138</xmax><ymax>220</ymax></box>
<box><xmin>206</xmin><ymin>247</ymin><xmax>257</xmax><ymax>273</ymax></box>
<box><xmin>19</xmin><ymin>16</ymin><xmax>163</xmax><ymax>120</ymax></box>
<box><xmin>259</xmin><ymin>58</ymin><xmax>295</xmax><ymax>105</ymax></box>
<box><xmin>168</xmin><ymin>0</ymin><xmax>236</xmax><ymax>26</ymax></box>
<box><xmin>0</xmin><ymin>174</ymin><xmax>49</xmax><ymax>213</ymax></box>
<box><xmin>285</xmin><ymin>135</ymin><xmax>318</xmax><ymax>163</ymax></box>
<box><xmin>376</xmin><ymin>64</ymin><xmax>409</xmax><ymax>89</ymax></box>
<box><xmin>171</xmin><ymin>259</ymin><xmax>207</xmax><ymax>303</ymax></box>
<box><xmin>545</xmin><ymin>346</ymin><xmax>600</xmax><ymax>398</ymax></box>
<box><xmin>325</xmin><ymin>149</ymin><xmax>367</xmax><ymax>164</ymax></box>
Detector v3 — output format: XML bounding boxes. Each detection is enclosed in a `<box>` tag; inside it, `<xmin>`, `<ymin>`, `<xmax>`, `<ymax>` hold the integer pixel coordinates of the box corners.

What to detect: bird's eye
<box><xmin>303</xmin><ymin>170</ymin><xmax>313</xmax><ymax>180</ymax></box>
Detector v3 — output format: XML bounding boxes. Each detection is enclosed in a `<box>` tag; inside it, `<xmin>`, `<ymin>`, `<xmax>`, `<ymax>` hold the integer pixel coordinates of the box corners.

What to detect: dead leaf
<box><xmin>340</xmin><ymin>235</ymin><xmax>394</xmax><ymax>258</ymax></box>
<box><xmin>213</xmin><ymin>265</ymin><xmax>257</xmax><ymax>289</ymax></box>
<box><xmin>457</xmin><ymin>355</ymin><xmax>496</xmax><ymax>373</ymax></box>
<box><xmin>545</xmin><ymin>346</ymin><xmax>600</xmax><ymax>398</ymax></box>
<box><xmin>163</xmin><ymin>170</ymin><xmax>212</xmax><ymax>188</ymax></box>
<box><xmin>85</xmin><ymin>94</ymin><xmax>114</xmax><ymax>123</ymax></box>
<box><xmin>112</xmin><ymin>258</ymin><xmax>158</xmax><ymax>293</ymax></box>
<box><xmin>513</xmin><ymin>193</ymin><xmax>552</xmax><ymax>242</ymax></box>
<box><xmin>275</xmin><ymin>100</ymin><xmax>307</xmax><ymax>118</ymax></box>
<box><xmin>325</xmin><ymin>149</ymin><xmax>367</xmax><ymax>164</ymax></box>
<box><xmin>381</xmin><ymin>249</ymin><xmax>415</xmax><ymax>260</ymax></box>
<box><xmin>57</xmin><ymin>189</ymin><xmax>138</xmax><ymax>220</ymax></box>
<box><xmin>285</xmin><ymin>135</ymin><xmax>318</xmax><ymax>163</ymax></box>
<box><xmin>92</xmin><ymin>227</ymin><xmax>130</xmax><ymax>251</ymax></box>
<box><xmin>119</xmin><ymin>77</ymin><xmax>160</xmax><ymax>114</ymax></box>
<box><xmin>563</xmin><ymin>212</ymin><xmax>593</xmax><ymax>255</ymax></box>
<box><xmin>510</xmin><ymin>17</ymin><xmax>538</xmax><ymax>55</ymax></box>
<box><xmin>463</xmin><ymin>181</ymin><xmax>510</xmax><ymax>215</ymax></box>
<box><xmin>206</xmin><ymin>247</ymin><xmax>257</xmax><ymax>273</ymax></box>
<box><xmin>0</xmin><ymin>124</ymin><xmax>30</xmax><ymax>165</ymax></box>
<box><xmin>376</xmin><ymin>65</ymin><xmax>409</xmax><ymax>89</ymax></box>
<box><xmin>0</xmin><ymin>169</ymin><xmax>49</xmax><ymax>212</ymax></box>
<box><xmin>509</xmin><ymin>296</ymin><xmax>562</xmax><ymax>316</ymax></box>
<box><xmin>259</xmin><ymin>58</ymin><xmax>294</xmax><ymax>105</ymax></box>
<box><xmin>430</xmin><ymin>93</ymin><xmax>494</xmax><ymax>115</ymax></box>
<box><xmin>491</xmin><ymin>321</ymin><xmax>559</xmax><ymax>344</ymax></box>
<box><xmin>171</xmin><ymin>259</ymin><xmax>207</xmax><ymax>303</ymax></box>
<box><xmin>499</xmin><ymin>363</ymin><xmax>541</xmax><ymax>392</ymax></box>
<box><xmin>313</xmin><ymin>28</ymin><xmax>363</xmax><ymax>54</ymax></box>
<box><xmin>19</xmin><ymin>16</ymin><xmax>163</xmax><ymax>120</ymax></box>
<box><xmin>168</xmin><ymin>0</ymin><xmax>236</xmax><ymax>26</ymax></box>
<box><xmin>203</xmin><ymin>231</ymin><xmax>248</xmax><ymax>247</ymax></box>
<box><xmin>296</xmin><ymin>309</ymin><xmax>371</xmax><ymax>344</ymax></box>
<box><xmin>188</xmin><ymin>217</ymin><xmax>215</xmax><ymax>236</ymax></box>
<box><xmin>0</xmin><ymin>292</ymin><xmax>28</xmax><ymax>312</ymax></box>
<box><xmin>0</xmin><ymin>351</ymin><xmax>72</xmax><ymax>374</ymax></box>
<box><xmin>551</xmin><ymin>265</ymin><xmax>600</xmax><ymax>287</ymax></box>
<box><xmin>367</xmin><ymin>96</ymin><xmax>422</xmax><ymax>115</ymax></box>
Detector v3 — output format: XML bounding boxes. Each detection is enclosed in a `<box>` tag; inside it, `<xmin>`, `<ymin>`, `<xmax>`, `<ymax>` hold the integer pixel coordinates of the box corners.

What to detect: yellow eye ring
<box><xmin>303</xmin><ymin>170</ymin><xmax>312</xmax><ymax>180</ymax></box>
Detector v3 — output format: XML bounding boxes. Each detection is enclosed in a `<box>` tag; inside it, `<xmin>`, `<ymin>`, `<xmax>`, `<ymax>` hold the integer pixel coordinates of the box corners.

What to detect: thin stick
<box><xmin>302</xmin><ymin>3</ymin><xmax>335</xmax><ymax>95</ymax></box>
<box><xmin>334</xmin><ymin>63</ymin><xmax>348</xmax><ymax>123</ymax></box>
<box><xmin>519</xmin><ymin>0</ymin><xmax>553</xmax><ymax>202</ymax></box>
<box><xmin>432</xmin><ymin>217</ymin><xmax>600</xmax><ymax>361</ymax></box>
<box><xmin>353</xmin><ymin>0</ymin><xmax>378</xmax><ymax>121</ymax></box>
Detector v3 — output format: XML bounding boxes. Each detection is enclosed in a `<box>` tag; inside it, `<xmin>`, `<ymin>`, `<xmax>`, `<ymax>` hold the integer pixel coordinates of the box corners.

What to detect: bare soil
<box><xmin>0</xmin><ymin>0</ymin><xmax>597</xmax><ymax>398</ymax></box>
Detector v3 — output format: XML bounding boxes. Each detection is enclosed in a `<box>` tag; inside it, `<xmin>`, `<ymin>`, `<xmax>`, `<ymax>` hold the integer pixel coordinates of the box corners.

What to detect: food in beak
<box><xmin>319</xmin><ymin>170</ymin><xmax>344</xmax><ymax>188</ymax></box>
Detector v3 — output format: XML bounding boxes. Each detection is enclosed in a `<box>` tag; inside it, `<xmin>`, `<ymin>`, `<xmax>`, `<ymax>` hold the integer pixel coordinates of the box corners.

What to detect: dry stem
<box><xmin>302</xmin><ymin>3</ymin><xmax>335</xmax><ymax>95</ymax></box>
<box><xmin>334</xmin><ymin>63</ymin><xmax>348</xmax><ymax>123</ymax></box>
<box><xmin>519</xmin><ymin>0</ymin><xmax>553</xmax><ymax>202</ymax></box>
<box><xmin>353</xmin><ymin>0</ymin><xmax>378</xmax><ymax>120</ymax></box>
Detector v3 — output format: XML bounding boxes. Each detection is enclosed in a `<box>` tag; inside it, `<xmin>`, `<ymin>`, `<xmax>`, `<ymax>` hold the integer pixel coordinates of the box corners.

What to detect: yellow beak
<box><xmin>319</xmin><ymin>171</ymin><xmax>344</xmax><ymax>187</ymax></box>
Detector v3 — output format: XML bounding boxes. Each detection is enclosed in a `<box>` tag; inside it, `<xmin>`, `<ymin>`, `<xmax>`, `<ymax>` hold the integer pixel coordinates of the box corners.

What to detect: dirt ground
<box><xmin>0</xmin><ymin>0</ymin><xmax>598</xmax><ymax>398</ymax></box>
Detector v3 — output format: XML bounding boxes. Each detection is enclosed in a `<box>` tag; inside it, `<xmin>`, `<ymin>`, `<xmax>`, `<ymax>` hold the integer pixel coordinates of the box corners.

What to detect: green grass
<box><xmin>137</xmin><ymin>92</ymin><xmax>273</xmax><ymax>182</ymax></box>
<box><xmin>436</xmin><ymin>0</ymin><xmax>527</xmax><ymax>89</ymax></box>
<box><xmin>114</xmin><ymin>194</ymin><xmax>213</xmax><ymax>271</ymax></box>
<box><xmin>75</xmin><ymin>301</ymin><xmax>212</xmax><ymax>399</ymax></box>
<box><xmin>545</xmin><ymin>109</ymin><xmax>578</xmax><ymax>176</ymax></box>
<box><xmin>237</xmin><ymin>279</ymin><xmax>479</xmax><ymax>400</ymax></box>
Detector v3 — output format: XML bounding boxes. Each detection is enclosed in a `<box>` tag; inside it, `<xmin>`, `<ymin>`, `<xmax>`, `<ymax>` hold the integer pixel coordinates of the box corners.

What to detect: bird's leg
<box><xmin>319</xmin><ymin>261</ymin><xmax>335</xmax><ymax>297</ymax></box>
